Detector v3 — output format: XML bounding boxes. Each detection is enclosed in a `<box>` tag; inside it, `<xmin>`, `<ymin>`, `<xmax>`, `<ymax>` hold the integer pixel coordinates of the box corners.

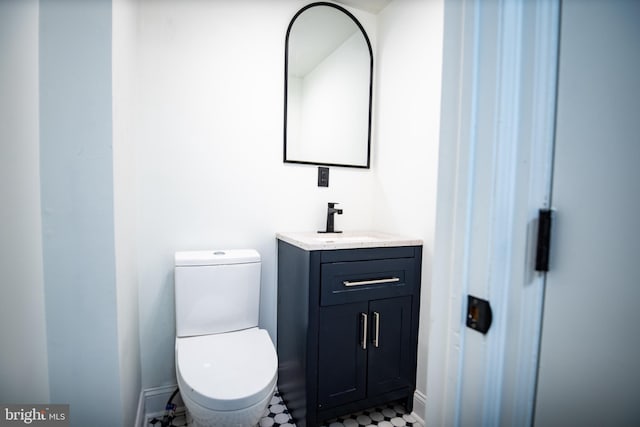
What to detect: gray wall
<box><xmin>39</xmin><ymin>0</ymin><xmax>123</xmax><ymax>424</ymax></box>
<box><xmin>0</xmin><ymin>0</ymin><xmax>50</xmax><ymax>404</ymax></box>
<box><xmin>1</xmin><ymin>1</ymin><xmax>140</xmax><ymax>425</ymax></box>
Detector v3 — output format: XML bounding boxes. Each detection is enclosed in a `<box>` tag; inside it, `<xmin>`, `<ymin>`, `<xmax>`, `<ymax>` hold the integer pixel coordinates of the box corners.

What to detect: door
<box><xmin>367</xmin><ymin>296</ymin><xmax>413</xmax><ymax>396</ymax></box>
<box><xmin>317</xmin><ymin>302</ymin><xmax>367</xmax><ymax>409</ymax></box>
<box><xmin>534</xmin><ymin>1</ymin><xmax>640</xmax><ymax>426</ymax></box>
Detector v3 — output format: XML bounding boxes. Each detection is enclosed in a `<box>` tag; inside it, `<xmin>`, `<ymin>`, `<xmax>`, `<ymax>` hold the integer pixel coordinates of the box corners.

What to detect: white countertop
<box><xmin>276</xmin><ymin>230</ymin><xmax>423</xmax><ymax>251</ymax></box>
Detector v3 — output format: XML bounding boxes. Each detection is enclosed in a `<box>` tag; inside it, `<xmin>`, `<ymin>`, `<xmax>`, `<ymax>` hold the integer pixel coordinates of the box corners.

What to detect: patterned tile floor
<box><xmin>318</xmin><ymin>403</ymin><xmax>423</xmax><ymax>427</ymax></box>
<box><xmin>257</xmin><ymin>391</ymin><xmax>294</xmax><ymax>426</ymax></box>
<box><xmin>260</xmin><ymin>390</ymin><xmax>423</xmax><ymax>427</ymax></box>
<box><xmin>152</xmin><ymin>390</ymin><xmax>422</xmax><ymax>427</ymax></box>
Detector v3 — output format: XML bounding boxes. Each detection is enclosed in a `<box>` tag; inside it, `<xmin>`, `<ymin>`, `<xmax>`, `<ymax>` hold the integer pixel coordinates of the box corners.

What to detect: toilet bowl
<box><xmin>174</xmin><ymin>250</ymin><xmax>277</xmax><ymax>427</ymax></box>
<box><xmin>176</xmin><ymin>328</ymin><xmax>277</xmax><ymax>427</ymax></box>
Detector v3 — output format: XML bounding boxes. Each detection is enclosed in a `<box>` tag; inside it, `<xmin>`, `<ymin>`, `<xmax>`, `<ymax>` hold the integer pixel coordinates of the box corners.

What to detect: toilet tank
<box><xmin>174</xmin><ymin>249</ymin><xmax>261</xmax><ymax>338</ymax></box>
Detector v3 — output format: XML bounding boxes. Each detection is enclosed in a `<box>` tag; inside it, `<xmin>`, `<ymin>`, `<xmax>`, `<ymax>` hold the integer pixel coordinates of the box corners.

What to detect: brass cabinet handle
<box><xmin>343</xmin><ymin>277</ymin><xmax>400</xmax><ymax>287</ymax></box>
<box><xmin>361</xmin><ymin>312</ymin><xmax>368</xmax><ymax>350</ymax></box>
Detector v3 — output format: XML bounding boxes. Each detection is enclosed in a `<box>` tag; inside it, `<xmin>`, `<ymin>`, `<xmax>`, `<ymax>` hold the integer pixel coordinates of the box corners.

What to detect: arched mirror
<box><xmin>284</xmin><ymin>2</ymin><xmax>373</xmax><ymax>168</ymax></box>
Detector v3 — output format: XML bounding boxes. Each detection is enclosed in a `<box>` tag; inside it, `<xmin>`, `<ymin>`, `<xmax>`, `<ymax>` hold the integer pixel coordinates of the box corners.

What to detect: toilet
<box><xmin>174</xmin><ymin>249</ymin><xmax>277</xmax><ymax>427</ymax></box>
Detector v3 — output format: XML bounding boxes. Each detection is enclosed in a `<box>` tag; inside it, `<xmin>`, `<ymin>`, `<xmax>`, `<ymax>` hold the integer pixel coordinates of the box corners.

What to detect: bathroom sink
<box><xmin>276</xmin><ymin>231</ymin><xmax>423</xmax><ymax>251</ymax></box>
<box><xmin>312</xmin><ymin>235</ymin><xmax>382</xmax><ymax>243</ymax></box>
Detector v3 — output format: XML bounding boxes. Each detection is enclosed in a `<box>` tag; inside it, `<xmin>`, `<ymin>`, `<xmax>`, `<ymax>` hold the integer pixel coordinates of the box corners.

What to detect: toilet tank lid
<box><xmin>175</xmin><ymin>249</ymin><xmax>260</xmax><ymax>267</ymax></box>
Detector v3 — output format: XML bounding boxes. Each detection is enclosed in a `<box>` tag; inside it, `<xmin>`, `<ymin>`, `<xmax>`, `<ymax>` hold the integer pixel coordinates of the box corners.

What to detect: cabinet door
<box><xmin>367</xmin><ymin>296</ymin><xmax>413</xmax><ymax>396</ymax></box>
<box><xmin>317</xmin><ymin>302</ymin><xmax>368</xmax><ymax>409</ymax></box>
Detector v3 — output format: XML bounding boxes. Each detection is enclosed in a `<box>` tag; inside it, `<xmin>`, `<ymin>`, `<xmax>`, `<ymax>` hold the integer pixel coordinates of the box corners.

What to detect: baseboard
<box><xmin>135</xmin><ymin>384</ymin><xmax>184</xmax><ymax>427</ymax></box>
<box><xmin>134</xmin><ymin>389</ymin><xmax>145</xmax><ymax>427</ymax></box>
<box><xmin>412</xmin><ymin>390</ymin><xmax>426</xmax><ymax>426</ymax></box>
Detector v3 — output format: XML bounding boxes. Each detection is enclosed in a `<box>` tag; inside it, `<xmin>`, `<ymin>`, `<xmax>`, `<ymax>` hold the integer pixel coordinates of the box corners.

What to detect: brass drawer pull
<box><xmin>343</xmin><ymin>277</ymin><xmax>400</xmax><ymax>287</ymax></box>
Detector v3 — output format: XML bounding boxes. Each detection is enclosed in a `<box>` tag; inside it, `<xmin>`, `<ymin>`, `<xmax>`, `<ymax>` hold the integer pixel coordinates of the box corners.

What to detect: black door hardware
<box><xmin>466</xmin><ymin>295</ymin><xmax>492</xmax><ymax>334</ymax></box>
<box><xmin>535</xmin><ymin>208</ymin><xmax>553</xmax><ymax>272</ymax></box>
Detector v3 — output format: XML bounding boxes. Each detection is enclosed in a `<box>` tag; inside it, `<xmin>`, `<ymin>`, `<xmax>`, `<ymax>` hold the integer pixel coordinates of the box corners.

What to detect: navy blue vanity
<box><xmin>276</xmin><ymin>232</ymin><xmax>422</xmax><ymax>427</ymax></box>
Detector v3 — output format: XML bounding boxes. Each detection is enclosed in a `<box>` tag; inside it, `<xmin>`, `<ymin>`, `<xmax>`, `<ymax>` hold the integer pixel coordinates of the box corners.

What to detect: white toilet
<box><xmin>174</xmin><ymin>249</ymin><xmax>277</xmax><ymax>427</ymax></box>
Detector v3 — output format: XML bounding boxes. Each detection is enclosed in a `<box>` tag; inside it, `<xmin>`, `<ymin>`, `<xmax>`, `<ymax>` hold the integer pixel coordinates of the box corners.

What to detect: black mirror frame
<box><xmin>283</xmin><ymin>2</ymin><xmax>373</xmax><ymax>169</ymax></box>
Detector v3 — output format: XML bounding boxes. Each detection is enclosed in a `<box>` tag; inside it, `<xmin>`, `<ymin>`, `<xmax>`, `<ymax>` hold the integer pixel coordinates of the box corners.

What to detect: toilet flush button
<box><xmin>213</xmin><ymin>251</ymin><xmax>226</xmax><ymax>256</ymax></box>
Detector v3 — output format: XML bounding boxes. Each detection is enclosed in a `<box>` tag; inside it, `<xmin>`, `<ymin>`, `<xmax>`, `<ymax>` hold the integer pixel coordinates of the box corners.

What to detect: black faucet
<box><xmin>318</xmin><ymin>202</ymin><xmax>343</xmax><ymax>234</ymax></box>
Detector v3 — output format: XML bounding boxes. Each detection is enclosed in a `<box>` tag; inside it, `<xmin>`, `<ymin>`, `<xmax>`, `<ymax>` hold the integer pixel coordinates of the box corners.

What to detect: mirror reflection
<box><xmin>284</xmin><ymin>2</ymin><xmax>373</xmax><ymax>168</ymax></box>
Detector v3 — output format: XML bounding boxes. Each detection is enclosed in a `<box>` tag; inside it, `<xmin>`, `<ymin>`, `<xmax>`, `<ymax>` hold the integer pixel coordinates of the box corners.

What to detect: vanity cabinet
<box><xmin>277</xmin><ymin>238</ymin><xmax>422</xmax><ymax>427</ymax></box>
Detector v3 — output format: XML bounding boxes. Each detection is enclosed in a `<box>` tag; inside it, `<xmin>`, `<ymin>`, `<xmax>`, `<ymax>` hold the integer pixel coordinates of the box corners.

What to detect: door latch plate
<box><xmin>466</xmin><ymin>295</ymin><xmax>492</xmax><ymax>334</ymax></box>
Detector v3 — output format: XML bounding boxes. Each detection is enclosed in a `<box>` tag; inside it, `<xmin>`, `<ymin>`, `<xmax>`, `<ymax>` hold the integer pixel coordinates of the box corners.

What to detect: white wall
<box><xmin>0</xmin><ymin>0</ymin><xmax>50</xmax><ymax>403</ymax></box>
<box><xmin>113</xmin><ymin>0</ymin><xmax>142</xmax><ymax>425</ymax></box>
<box><xmin>123</xmin><ymin>0</ymin><xmax>445</xmax><ymax>410</ymax></box>
<box><xmin>374</xmin><ymin>0</ymin><xmax>444</xmax><ymax>404</ymax></box>
<box><xmin>0</xmin><ymin>1</ymin><xmax>445</xmax><ymax>421</ymax></box>
<box><xmin>133</xmin><ymin>0</ymin><xmax>379</xmax><ymax>388</ymax></box>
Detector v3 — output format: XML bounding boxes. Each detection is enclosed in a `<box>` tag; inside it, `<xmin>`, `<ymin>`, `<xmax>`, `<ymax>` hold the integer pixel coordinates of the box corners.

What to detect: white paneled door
<box><xmin>534</xmin><ymin>1</ymin><xmax>640</xmax><ymax>426</ymax></box>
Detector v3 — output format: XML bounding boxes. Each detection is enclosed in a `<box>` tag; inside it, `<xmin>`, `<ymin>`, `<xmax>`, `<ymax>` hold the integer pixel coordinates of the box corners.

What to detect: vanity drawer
<box><xmin>320</xmin><ymin>258</ymin><xmax>416</xmax><ymax>306</ymax></box>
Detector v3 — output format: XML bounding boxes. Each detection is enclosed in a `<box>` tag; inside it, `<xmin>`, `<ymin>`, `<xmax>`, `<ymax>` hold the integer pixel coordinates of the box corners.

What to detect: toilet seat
<box><xmin>176</xmin><ymin>327</ymin><xmax>277</xmax><ymax>411</ymax></box>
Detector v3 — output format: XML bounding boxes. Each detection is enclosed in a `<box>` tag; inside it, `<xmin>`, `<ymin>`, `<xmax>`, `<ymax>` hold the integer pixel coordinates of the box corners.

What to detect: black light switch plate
<box><xmin>318</xmin><ymin>167</ymin><xmax>329</xmax><ymax>187</ymax></box>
